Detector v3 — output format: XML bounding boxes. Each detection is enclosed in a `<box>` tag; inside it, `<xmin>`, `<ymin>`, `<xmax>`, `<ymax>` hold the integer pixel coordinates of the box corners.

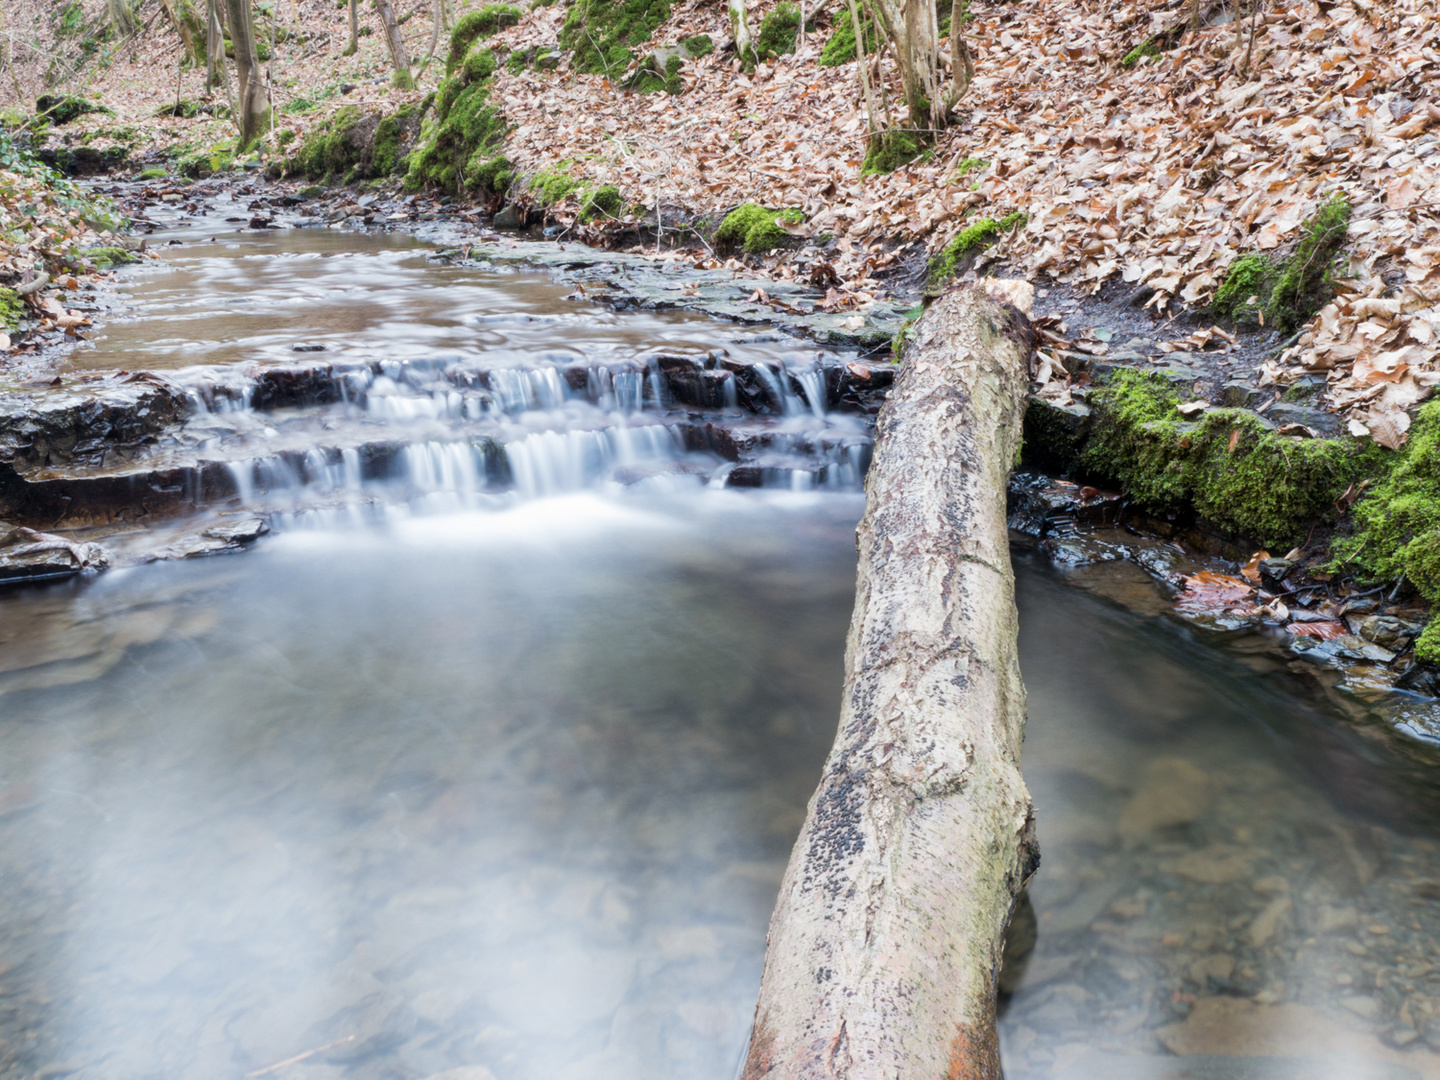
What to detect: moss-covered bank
<box><xmin>1069</xmin><ymin>369</ymin><xmax>1387</xmax><ymax>549</ymax></box>
<box><xmin>405</xmin><ymin>18</ymin><xmax>513</xmax><ymax>197</ymax></box>
<box><xmin>1330</xmin><ymin>402</ymin><xmax>1440</xmax><ymax>662</ymax></box>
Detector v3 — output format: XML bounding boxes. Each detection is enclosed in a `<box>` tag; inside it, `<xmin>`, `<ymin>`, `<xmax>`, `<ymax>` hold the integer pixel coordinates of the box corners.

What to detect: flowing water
<box><xmin>2</xmin><ymin>197</ymin><xmax>1440</xmax><ymax>1080</ymax></box>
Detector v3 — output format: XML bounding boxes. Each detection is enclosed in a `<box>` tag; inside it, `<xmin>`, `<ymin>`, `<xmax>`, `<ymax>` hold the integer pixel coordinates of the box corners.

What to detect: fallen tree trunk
<box><xmin>743</xmin><ymin>281</ymin><xmax>1040</xmax><ymax>1080</ymax></box>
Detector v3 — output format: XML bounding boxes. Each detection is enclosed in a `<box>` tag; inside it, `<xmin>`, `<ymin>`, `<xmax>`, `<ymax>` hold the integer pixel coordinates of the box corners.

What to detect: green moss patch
<box><xmin>715</xmin><ymin>203</ymin><xmax>803</xmax><ymax>253</ymax></box>
<box><xmin>929</xmin><ymin>211</ymin><xmax>1026</xmax><ymax>282</ymax></box>
<box><xmin>406</xmin><ymin>45</ymin><xmax>512</xmax><ymax>198</ymax></box>
<box><xmin>82</xmin><ymin>246</ymin><xmax>139</xmax><ymax>270</ymax></box>
<box><xmin>447</xmin><ymin>6</ymin><xmax>521</xmax><ymax>74</ymax></box>
<box><xmin>0</xmin><ymin>287</ymin><xmax>23</xmax><ymax>331</ymax></box>
<box><xmin>752</xmin><ymin>2</ymin><xmax>801</xmax><ymax>65</ymax></box>
<box><xmin>561</xmin><ymin>0</ymin><xmax>672</xmax><ymax>76</ymax></box>
<box><xmin>1081</xmin><ymin>369</ymin><xmax>1384</xmax><ymax>548</ymax></box>
<box><xmin>861</xmin><ymin>129</ymin><xmax>927</xmax><ymax>175</ymax></box>
<box><xmin>530</xmin><ymin>166</ymin><xmax>582</xmax><ymax>204</ymax></box>
<box><xmin>1121</xmin><ymin>40</ymin><xmax>1161</xmax><ymax>67</ymax></box>
<box><xmin>680</xmin><ymin>33</ymin><xmax>713</xmax><ymax>57</ymax></box>
<box><xmin>820</xmin><ymin>11</ymin><xmax>880</xmax><ymax>65</ymax></box>
<box><xmin>137</xmin><ymin>166</ymin><xmax>168</xmax><ymax>180</ymax></box>
<box><xmin>1211</xmin><ymin>195</ymin><xmax>1351</xmax><ymax>334</ymax></box>
<box><xmin>292</xmin><ymin>103</ymin><xmax>421</xmax><ymax>181</ymax></box>
<box><xmin>35</xmin><ymin>94</ymin><xmax>110</xmax><ymax>126</ymax></box>
<box><xmin>1329</xmin><ymin>401</ymin><xmax>1440</xmax><ymax>660</ymax></box>
<box><xmin>579</xmin><ymin>184</ymin><xmax>623</xmax><ymax>221</ymax></box>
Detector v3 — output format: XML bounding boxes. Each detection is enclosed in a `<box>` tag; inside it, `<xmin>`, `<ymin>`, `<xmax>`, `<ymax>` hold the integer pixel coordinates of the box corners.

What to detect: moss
<box><xmin>753</xmin><ymin>2</ymin><xmax>801</xmax><ymax>64</ymax></box>
<box><xmin>560</xmin><ymin>0</ymin><xmax>671</xmax><ymax>76</ymax></box>
<box><xmin>530</xmin><ymin>165</ymin><xmax>582</xmax><ymax>204</ymax></box>
<box><xmin>35</xmin><ymin>94</ymin><xmax>109</xmax><ymax>126</ymax></box>
<box><xmin>891</xmin><ymin>304</ymin><xmax>924</xmax><ymax>360</ymax></box>
<box><xmin>579</xmin><ymin>184</ymin><xmax>623</xmax><ymax>221</ymax></box>
<box><xmin>633</xmin><ymin>50</ymin><xmax>685</xmax><ymax>93</ymax></box>
<box><xmin>715</xmin><ymin>203</ymin><xmax>803</xmax><ymax>253</ymax></box>
<box><xmin>1211</xmin><ymin>195</ymin><xmax>1351</xmax><ymax>334</ymax></box>
<box><xmin>153</xmin><ymin>99</ymin><xmax>202</xmax><ymax>118</ymax></box>
<box><xmin>1082</xmin><ymin>369</ymin><xmax>1385</xmax><ymax>547</ymax></box>
<box><xmin>928</xmin><ymin>211</ymin><xmax>1026</xmax><ymax>282</ymax></box>
<box><xmin>861</xmin><ymin>129</ymin><xmax>926</xmax><ymax>175</ymax></box>
<box><xmin>953</xmin><ymin>156</ymin><xmax>988</xmax><ymax>177</ymax></box>
<box><xmin>1329</xmin><ymin>401</ymin><xmax>1440</xmax><ymax>659</ymax></box>
<box><xmin>276</xmin><ymin>128</ymin><xmax>297</xmax><ymax>149</ymax></box>
<box><xmin>447</xmin><ymin>6</ymin><xmax>521</xmax><ymax>74</ymax></box>
<box><xmin>405</xmin><ymin>49</ymin><xmax>510</xmax><ymax>197</ymax></box>
<box><xmin>680</xmin><ymin>33</ymin><xmax>713</xmax><ymax>57</ymax></box>
<box><xmin>0</xmin><ymin>287</ymin><xmax>23</xmax><ymax>331</ymax></box>
<box><xmin>294</xmin><ymin>105</ymin><xmax>361</xmax><ymax>179</ymax></box>
<box><xmin>137</xmin><ymin>166</ymin><xmax>168</xmax><ymax>180</ymax></box>
<box><xmin>371</xmin><ymin>104</ymin><xmax>415</xmax><ymax>175</ymax></box>
<box><xmin>82</xmin><ymin>246</ymin><xmax>139</xmax><ymax>270</ymax></box>
<box><xmin>1212</xmin><ymin>252</ymin><xmax>1271</xmax><ymax>320</ymax></box>
<box><xmin>1121</xmin><ymin>40</ymin><xmax>1161</xmax><ymax>67</ymax></box>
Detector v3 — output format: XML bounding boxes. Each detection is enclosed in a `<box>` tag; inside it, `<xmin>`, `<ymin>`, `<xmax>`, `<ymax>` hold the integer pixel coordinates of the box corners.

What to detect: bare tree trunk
<box><xmin>343</xmin><ymin>0</ymin><xmax>359</xmax><ymax>55</ymax></box>
<box><xmin>159</xmin><ymin>0</ymin><xmax>208</xmax><ymax>65</ymax></box>
<box><xmin>373</xmin><ymin>0</ymin><xmax>412</xmax><ymax>86</ymax></box>
<box><xmin>107</xmin><ymin>0</ymin><xmax>136</xmax><ymax>37</ymax></box>
<box><xmin>742</xmin><ymin>281</ymin><xmax>1040</xmax><ymax>1080</ymax></box>
<box><xmin>224</xmin><ymin>0</ymin><xmax>270</xmax><ymax>147</ymax></box>
<box><xmin>729</xmin><ymin>0</ymin><xmax>755</xmax><ymax>66</ymax></box>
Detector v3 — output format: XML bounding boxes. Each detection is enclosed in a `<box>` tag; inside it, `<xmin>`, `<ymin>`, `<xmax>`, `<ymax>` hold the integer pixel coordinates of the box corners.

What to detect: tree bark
<box><xmin>224</xmin><ymin>0</ymin><xmax>270</xmax><ymax>148</ymax></box>
<box><xmin>742</xmin><ymin>281</ymin><xmax>1041</xmax><ymax>1080</ymax></box>
<box><xmin>729</xmin><ymin>0</ymin><xmax>756</xmax><ymax>67</ymax></box>
<box><xmin>343</xmin><ymin>0</ymin><xmax>359</xmax><ymax>56</ymax></box>
<box><xmin>373</xmin><ymin>0</ymin><xmax>413</xmax><ymax>86</ymax></box>
<box><xmin>159</xmin><ymin>0</ymin><xmax>208</xmax><ymax>65</ymax></box>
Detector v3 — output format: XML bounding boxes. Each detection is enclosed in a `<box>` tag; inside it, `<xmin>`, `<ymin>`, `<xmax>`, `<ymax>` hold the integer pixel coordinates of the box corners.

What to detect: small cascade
<box><xmin>792</xmin><ymin>369</ymin><xmax>828</xmax><ymax>419</ymax></box>
<box><xmin>400</xmin><ymin>441</ymin><xmax>490</xmax><ymax>501</ymax></box>
<box><xmin>489</xmin><ymin>366</ymin><xmax>569</xmax><ymax>413</ymax></box>
<box><xmin>747</xmin><ymin>362</ymin><xmax>798</xmax><ymax>415</ymax></box>
<box><xmin>506</xmin><ymin>425</ymin><xmax>681</xmax><ymax>498</ymax></box>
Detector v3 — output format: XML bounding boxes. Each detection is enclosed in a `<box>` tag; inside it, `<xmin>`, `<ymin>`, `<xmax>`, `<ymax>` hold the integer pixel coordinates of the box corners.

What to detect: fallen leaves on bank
<box><xmin>481</xmin><ymin>0</ymin><xmax>1438</xmax><ymax>443</ymax></box>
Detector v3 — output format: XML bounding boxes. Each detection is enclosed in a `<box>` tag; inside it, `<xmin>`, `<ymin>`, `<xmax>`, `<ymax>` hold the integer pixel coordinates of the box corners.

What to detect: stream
<box><xmin>2</xmin><ymin>188</ymin><xmax>1439</xmax><ymax>1080</ymax></box>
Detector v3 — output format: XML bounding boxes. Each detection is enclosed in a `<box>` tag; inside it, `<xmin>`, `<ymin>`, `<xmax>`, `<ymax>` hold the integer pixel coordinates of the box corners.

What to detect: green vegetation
<box><xmin>371</xmin><ymin>105</ymin><xmax>417</xmax><ymax>176</ymax></box>
<box><xmin>0</xmin><ymin>288</ymin><xmax>22</xmax><ymax>332</ymax></box>
<box><xmin>447</xmin><ymin>6</ymin><xmax>521</xmax><ymax>74</ymax></box>
<box><xmin>680</xmin><ymin>33</ymin><xmax>714</xmax><ymax>57</ymax></box>
<box><xmin>861</xmin><ymin>130</ymin><xmax>926</xmax><ymax>175</ymax></box>
<box><xmin>35</xmin><ymin>94</ymin><xmax>110</xmax><ymax>126</ymax></box>
<box><xmin>529</xmin><ymin>165</ymin><xmax>582</xmax><ymax>204</ymax></box>
<box><xmin>82</xmin><ymin>245</ymin><xmax>139</xmax><ymax>270</ymax></box>
<box><xmin>954</xmin><ymin>156</ymin><xmax>989</xmax><ymax>177</ymax></box>
<box><xmin>137</xmin><ymin>166</ymin><xmax>168</xmax><ymax>180</ymax></box>
<box><xmin>928</xmin><ymin>211</ymin><xmax>1027</xmax><ymax>281</ymax></box>
<box><xmin>276</xmin><ymin>128</ymin><xmax>297</xmax><ymax>149</ymax></box>
<box><xmin>406</xmin><ymin>40</ymin><xmax>512</xmax><ymax>197</ymax></box>
<box><xmin>1121</xmin><ymin>40</ymin><xmax>1161</xmax><ymax>67</ymax></box>
<box><xmin>1081</xmin><ymin>369</ymin><xmax>1386</xmax><ymax>548</ymax></box>
<box><xmin>579</xmin><ymin>184</ymin><xmax>623</xmax><ymax>221</ymax></box>
<box><xmin>560</xmin><ymin>0</ymin><xmax>672</xmax><ymax>76</ymax></box>
<box><xmin>633</xmin><ymin>51</ymin><xmax>684</xmax><ymax>94</ymax></box>
<box><xmin>751</xmin><ymin>2</ymin><xmax>802</xmax><ymax>65</ymax></box>
<box><xmin>891</xmin><ymin>304</ymin><xmax>924</xmax><ymax>360</ymax></box>
<box><xmin>1330</xmin><ymin>402</ymin><xmax>1440</xmax><ymax>661</ymax></box>
<box><xmin>153</xmin><ymin>100</ymin><xmax>203</xmax><ymax>118</ymax></box>
<box><xmin>819</xmin><ymin>11</ymin><xmax>879</xmax><ymax>65</ymax></box>
<box><xmin>1211</xmin><ymin>195</ymin><xmax>1352</xmax><ymax>334</ymax></box>
<box><xmin>715</xmin><ymin>203</ymin><xmax>804</xmax><ymax>253</ymax></box>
